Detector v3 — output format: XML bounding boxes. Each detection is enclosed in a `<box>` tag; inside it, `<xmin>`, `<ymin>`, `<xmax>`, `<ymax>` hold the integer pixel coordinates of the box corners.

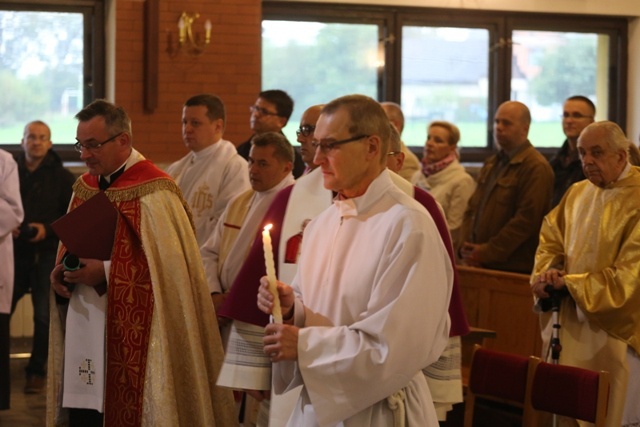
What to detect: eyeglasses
<box><xmin>388</xmin><ymin>151</ymin><xmax>401</xmax><ymax>156</ymax></box>
<box><xmin>311</xmin><ymin>134</ymin><xmax>369</xmax><ymax>154</ymax></box>
<box><xmin>74</xmin><ymin>132</ymin><xmax>123</xmax><ymax>153</ymax></box>
<box><xmin>296</xmin><ymin>124</ymin><xmax>316</xmax><ymax>138</ymax></box>
<box><xmin>249</xmin><ymin>105</ymin><xmax>279</xmax><ymax>116</ymax></box>
<box><xmin>561</xmin><ymin>112</ymin><xmax>594</xmax><ymax>120</ymax></box>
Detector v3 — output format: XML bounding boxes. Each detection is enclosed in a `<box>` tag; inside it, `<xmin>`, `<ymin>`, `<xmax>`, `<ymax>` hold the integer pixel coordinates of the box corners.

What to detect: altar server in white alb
<box><xmin>166</xmin><ymin>93</ymin><xmax>250</xmax><ymax>246</ymax></box>
<box><xmin>257</xmin><ymin>94</ymin><xmax>453</xmax><ymax>427</ymax></box>
<box><xmin>200</xmin><ymin>131</ymin><xmax>295</xmax><ymax>404</ymax></box>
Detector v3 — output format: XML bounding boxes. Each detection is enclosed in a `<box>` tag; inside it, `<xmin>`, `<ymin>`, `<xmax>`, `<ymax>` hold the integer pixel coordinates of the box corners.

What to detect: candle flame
<box><xmin>264</xmin><ymin>224</ymin><xmax>273</xmax><ymax>231</ymax></box>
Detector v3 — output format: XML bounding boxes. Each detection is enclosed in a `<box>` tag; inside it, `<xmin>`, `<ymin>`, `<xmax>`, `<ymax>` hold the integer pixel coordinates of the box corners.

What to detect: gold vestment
<box><xmin>533</xmin><ymin>166</ymin><xmax>640</xmax><ymax>427</ymax></box>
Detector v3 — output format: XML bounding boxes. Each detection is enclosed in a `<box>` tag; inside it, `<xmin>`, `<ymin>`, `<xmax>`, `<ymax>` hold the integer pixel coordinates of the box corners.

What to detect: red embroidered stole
<box><xmin>104</xmin><ymin>196</ymin><xmax>152</xmax><ymax>426</ymax></box>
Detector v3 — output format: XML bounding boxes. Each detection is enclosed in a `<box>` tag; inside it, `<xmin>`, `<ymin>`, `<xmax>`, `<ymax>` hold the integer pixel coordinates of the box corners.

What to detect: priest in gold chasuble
<box><xmin>532</xmin><ymin>121</ymin><xmax>640</xmax><ymax>427</ymax></box>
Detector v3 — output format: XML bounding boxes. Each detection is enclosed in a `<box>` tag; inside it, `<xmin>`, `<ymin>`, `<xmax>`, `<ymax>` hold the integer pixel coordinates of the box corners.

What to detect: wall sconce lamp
<box><xmin>167</xmin><ymin>12</ymin><xmax>212</xmax><ymax>57</ymax></box>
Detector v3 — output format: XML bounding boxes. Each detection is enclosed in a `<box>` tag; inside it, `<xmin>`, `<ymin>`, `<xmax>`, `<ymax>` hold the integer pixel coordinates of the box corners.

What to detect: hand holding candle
<box><xmin>262</xmin><ymin>224</ymin><xmax>283</xmax><ymax>323</ymax></box>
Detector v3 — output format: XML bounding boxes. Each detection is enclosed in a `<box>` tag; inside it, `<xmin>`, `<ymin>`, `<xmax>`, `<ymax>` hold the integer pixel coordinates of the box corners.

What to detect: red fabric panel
<box><xmin>531</xmin><ymin>362</ymin><xmax>601</xmax><ymax>422</ymax></box>
<box><xmin>469</xmin><ymin>348</ymin><xmax>530</xmax><ymax>403</ymax></box>
<box><xmin>413</xmin><ymin>186</ymin><xmax>470</xmax><ymax>337</ymax></box>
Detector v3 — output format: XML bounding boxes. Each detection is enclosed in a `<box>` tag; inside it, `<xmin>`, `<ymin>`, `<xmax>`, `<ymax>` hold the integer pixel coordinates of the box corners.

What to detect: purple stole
<box><xmin>218</xmin><ymin>186</ymin><xmax>293</xmax><ymax>326</ymax></box>
<box><xmin>413</xmin><ymin>186</ymin><xmax>469</xmax><ymax>337</ymax></box>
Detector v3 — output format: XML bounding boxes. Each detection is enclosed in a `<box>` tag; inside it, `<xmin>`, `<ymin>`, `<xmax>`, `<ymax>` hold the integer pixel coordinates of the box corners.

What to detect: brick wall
<box><xmin>114</xmin><ymin>0</ymin><xmax>261</xmax><ymax>164</ymax></box>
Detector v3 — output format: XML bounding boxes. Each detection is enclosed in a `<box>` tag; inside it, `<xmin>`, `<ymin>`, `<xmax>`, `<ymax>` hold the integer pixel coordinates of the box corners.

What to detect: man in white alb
<box><xmin>0</xmin><ymin>149</ymin><xmax>24</xmax><ymax>409</ymax></box>
<box><xmin>257</xmin><ymin>94</ymin><xmax>453</xmax><ymax>426</ymax></box>
<box><xmin>166</xmin><ymin>93</ymin><xmax>250</xmax><ymax>246</ymax></box>
<box><xmin>201</xmin><ymin>132</ymin><xmax>295</xmax><ymax>425</ymax></box>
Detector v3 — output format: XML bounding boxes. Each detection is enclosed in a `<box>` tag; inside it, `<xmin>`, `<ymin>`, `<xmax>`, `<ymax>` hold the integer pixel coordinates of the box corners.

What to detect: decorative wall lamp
<box><xmin>167</xmin><ymin>12</ymin><xmax>212</xmax><ymax>57</ymax></box>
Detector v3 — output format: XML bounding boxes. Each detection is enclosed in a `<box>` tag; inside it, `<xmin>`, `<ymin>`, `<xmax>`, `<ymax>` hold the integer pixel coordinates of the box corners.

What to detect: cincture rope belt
<box><xmin>386</xmin><ymin>389</ymin><xmax>407</xmax><ymax>427</ymax></box>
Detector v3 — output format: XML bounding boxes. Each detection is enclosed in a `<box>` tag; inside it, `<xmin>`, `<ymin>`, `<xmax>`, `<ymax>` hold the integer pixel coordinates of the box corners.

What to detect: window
<box><xmin>401</xmin><ymin>26</ymin><xmax>490</xmax><ymax>148</ymax></box>
<box><xmin>510</xmin><ymin>30</ymin><xmax>610</xmax><ymax>147</ymax></box>
<box><xmin>0</xmin><ymin>1</ymin><xmax>104</xmax><ymax>155</ymax></box>
<box><xmin>262</xmin><ymin>17</ymin><xmax>385</xmax><ymax>142</ymax></box>
<box><xmin>263</xmin><ymin>3</ymin><xmax>627</xmax><ymax>160</ymax></box>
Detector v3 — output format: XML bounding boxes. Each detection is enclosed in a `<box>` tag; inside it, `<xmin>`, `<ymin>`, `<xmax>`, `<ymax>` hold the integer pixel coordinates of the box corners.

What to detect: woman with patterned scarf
<box><xmin>411</xmin><ymin>121</ymin><xmax>475</xmax><ymax>249</ymax></box>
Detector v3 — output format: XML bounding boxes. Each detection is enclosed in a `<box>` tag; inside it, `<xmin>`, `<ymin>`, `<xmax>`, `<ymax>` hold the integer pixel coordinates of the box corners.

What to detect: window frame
<box><xmin>505</xmin><ymin>13</ymin><xmax>627</xmax><ymax>129</ymax></box>
<box><xmin>263</xmin><ymin>3</ymin><xmax>394</xmax><ymax>101</ymax></box>
<box><xmin>263</xmin><ymin>1</ymin><xmax>628</xmax><ymax>163</ymax></box>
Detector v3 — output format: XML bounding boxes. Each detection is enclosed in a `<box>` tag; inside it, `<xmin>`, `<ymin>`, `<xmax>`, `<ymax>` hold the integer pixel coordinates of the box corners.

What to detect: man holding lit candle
<box><xmin>201</xmin><ymin>132</ymin><xmax>294</xmax><ymax>315</ymax></box>
<box><xmin>257</xmin><ymin>94</ymin><xmax>453</xmax><ymax>426</ymax></box>
<box><xmin>200</xmin><ymin>132</ymin><xmax>294</xmax><ymax>424</ymax></box>
<box><xmin>222</xmin><ymin>105</ymin><xmax>467</xmax><ymax>426</ymax></box>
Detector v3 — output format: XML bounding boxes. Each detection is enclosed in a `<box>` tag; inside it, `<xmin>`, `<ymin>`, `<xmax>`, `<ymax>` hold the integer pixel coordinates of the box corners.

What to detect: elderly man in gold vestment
<box><xmin>531</xmin><ymin>121</ymin><xmax>640</xmax><ymax>427</ymax></box>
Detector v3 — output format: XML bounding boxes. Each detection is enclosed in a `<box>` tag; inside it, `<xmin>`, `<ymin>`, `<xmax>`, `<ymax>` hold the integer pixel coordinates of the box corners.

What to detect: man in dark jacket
<box><xmin>549</xmin><ymin>95</ymin><xmax>595</xmax><ymax>206</ymax></box>
<box><xmin>237</xmin><ymin>89</ymin><xmax>306</xmax><ymax>178</ymax></box>
<box><xmin>11</xmin><ymin>120</ymin><xmax>75</xmax><ymax>393</ymax></box>
<box><xmin>459</xmin><ymin>101</ymin><xmax>554</xmax><ymax>273</ymax></box>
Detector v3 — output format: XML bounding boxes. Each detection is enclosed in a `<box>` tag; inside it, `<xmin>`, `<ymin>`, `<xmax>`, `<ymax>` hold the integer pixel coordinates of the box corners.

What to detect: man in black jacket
<box><xmin>11</xmin><ymin>120</ymin><xmax>75</xmax><ymax>393</ymax></box>
<box><xmin>549</xmin><ymin>95</ymin><xmax>595</xmax><ymax>206</ymax></box>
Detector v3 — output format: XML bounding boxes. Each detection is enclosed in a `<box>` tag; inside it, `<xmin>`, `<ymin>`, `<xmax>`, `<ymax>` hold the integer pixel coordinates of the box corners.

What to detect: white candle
<box><xmin>262</xmin><ymin>224</ymin><xmax>282</xmax><ymax>323</ymax></box>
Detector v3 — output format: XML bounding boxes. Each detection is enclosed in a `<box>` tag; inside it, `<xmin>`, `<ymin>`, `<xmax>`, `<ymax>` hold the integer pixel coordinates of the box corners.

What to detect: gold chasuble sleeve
<box><xmin>137</xmin><ymin>186</ymin><xmax>236</xmax><ymax>426</ymax></box>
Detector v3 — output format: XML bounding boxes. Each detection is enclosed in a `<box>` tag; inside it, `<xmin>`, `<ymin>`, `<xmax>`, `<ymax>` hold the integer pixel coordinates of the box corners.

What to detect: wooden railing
<box><xmin>458</xmin><ymin>265</ymin><xmax>543</xmax><ymax>359</ymax></box>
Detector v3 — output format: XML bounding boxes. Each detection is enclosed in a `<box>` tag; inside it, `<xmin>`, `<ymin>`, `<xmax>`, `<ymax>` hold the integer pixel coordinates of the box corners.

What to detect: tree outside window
<box><xmin>0</xmin><ymin>10</ymin><xmax>83</xmax><ymax>145</ymax></box>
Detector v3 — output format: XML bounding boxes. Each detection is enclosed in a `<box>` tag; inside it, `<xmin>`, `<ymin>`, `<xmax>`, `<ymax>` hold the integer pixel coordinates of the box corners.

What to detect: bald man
<box><xmin>380</xmin><ymin>101</ymin><xmax>421</xmax><ymax>181</ymax></box>
<box><xmin>295</xmin><ymin>105</ymin><xmax>323</xmax><ymax>173</ymax></box>
<box><xmin>459</xmin><ymin>101</ymin><xmax>553</xmax><ymax>273</ymax></box>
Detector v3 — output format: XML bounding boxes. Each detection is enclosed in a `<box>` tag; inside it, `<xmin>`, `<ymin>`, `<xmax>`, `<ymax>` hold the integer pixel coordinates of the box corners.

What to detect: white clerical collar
<box><xmin>334</xmin><ymin>169</ymin><xmax>391</xmax><ymax>218</ymax></box>
<box><xmin>253</xmin><ymin>173</ymin><xmax>295</xmax><ymax>202</ymax></box>
<box><xmin>190</xmin><ymin>139</ymin><xmax>223</xmax><ymax>163</ymax></box>
<box><xmin>615</xmin><ymin>162</ymin><xmax>632</xmax><ymax>182</ymax></box>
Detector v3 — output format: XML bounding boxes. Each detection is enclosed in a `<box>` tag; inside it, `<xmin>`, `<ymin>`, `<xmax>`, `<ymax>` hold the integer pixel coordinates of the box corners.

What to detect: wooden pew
<box><xmin>460</xmin><ymin>326</ymin><xmax>497</xmax><ymax>387</ymax></box>
<box><xmin>458</xmin><ymin>265</ymin><xmax>543</xmax><ymax>359</ymax></box>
